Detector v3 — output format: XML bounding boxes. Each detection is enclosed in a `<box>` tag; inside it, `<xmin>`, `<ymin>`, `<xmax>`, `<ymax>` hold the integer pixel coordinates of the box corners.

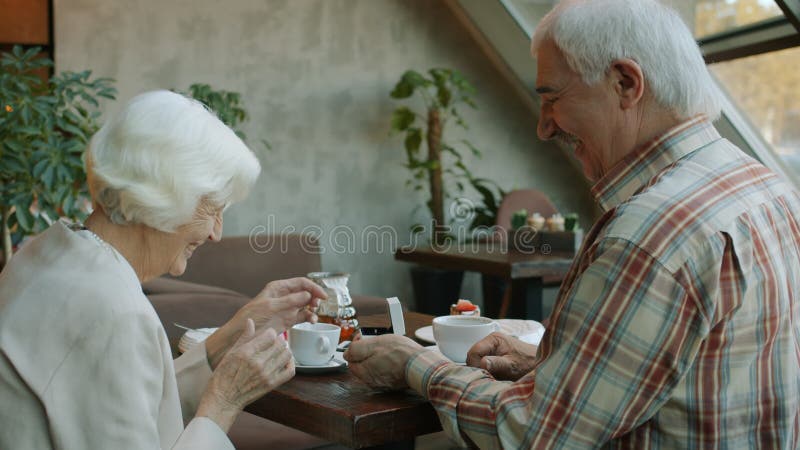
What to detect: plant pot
<box><xmin>410</xmin><ymin>266</ymin><xmax>464</xmax><ymax>316</ymax></box>
<box><xmin>480</xmin><ymin>273</ymin><xmax>507</xmax><ymax>319</ymax></box>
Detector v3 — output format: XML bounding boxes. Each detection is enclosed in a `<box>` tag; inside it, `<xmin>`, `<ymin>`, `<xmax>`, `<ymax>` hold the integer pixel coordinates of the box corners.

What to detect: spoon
<box><xmin>173</xmin><ymin>323</ymin><xmax>196</xmax><ymax>332</ymax></box>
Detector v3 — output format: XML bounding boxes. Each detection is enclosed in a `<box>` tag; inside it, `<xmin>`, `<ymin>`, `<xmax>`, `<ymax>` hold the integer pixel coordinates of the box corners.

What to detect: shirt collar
<box><xmin>591</xmin><ymin>116</ymin><xmax>721</xmax><ymax>211</ymax></box>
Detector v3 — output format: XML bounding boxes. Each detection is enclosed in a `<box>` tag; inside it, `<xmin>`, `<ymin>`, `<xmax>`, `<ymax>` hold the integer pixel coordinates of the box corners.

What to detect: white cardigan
<box><xmin>0</xmin><ymin>221</ymin><xmax>233</xmax><ymax>449</ymax></box>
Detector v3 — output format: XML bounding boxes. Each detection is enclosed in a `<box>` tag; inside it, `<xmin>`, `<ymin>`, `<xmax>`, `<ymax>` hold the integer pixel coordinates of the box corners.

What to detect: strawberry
<box><xmin>456</xmin><ymin>299</ymin><xmax>477</xmax><ymax>311</ymax></box>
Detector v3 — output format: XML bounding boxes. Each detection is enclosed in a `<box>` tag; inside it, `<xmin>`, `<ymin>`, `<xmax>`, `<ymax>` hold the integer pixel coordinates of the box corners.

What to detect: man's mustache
<box><xmin>555</xmin><ymin>131</ymin><xmax>580</xmax><ymax>149</ymax></box>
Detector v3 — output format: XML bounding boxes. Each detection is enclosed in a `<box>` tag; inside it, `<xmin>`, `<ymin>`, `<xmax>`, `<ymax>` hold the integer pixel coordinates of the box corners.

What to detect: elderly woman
<box><xmin>0</xmin><ymin>90</ymin><xmax>325</xmax><ymax>449</ymax></box>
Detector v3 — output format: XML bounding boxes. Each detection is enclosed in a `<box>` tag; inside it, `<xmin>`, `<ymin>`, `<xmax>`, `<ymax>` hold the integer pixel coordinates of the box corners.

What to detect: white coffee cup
<box><xmin>432</xmin><ymin>315</ymin><xmax>499</xmax><ymax>364</ymax></box>
<box><xmin>289</xmin><ymin>322</ymin><xmax>341</xmax><ymax>366</ymax></box>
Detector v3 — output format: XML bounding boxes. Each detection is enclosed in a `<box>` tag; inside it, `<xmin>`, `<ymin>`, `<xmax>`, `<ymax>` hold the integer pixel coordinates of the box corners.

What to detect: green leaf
<box><xmin>4</xmin><ymin>140</ymin><xmax>24</xmax><ymax>153</ymax></box>
<box><xmin>62</xmin><ymin>109</ymin><xmax>82</xmax><ymax>125</ymax></box>
<box><xmin>462</xmin><ymin>140</ymin><xmax>483</xmax><ymax>158</ymax></box>
<box><xmin>429</xmin><ymin>68</ymin><xmax>449</xmax><ymax>85</ymax></box>
<box><xmin>404</xmin><ymin>128</ymin><xmax>422</xmax><ymax>154</ymax></box>
<box><xmin>2</xmin><ymin>157</ymin><xmax>25</xmax><ymax>174</ymax></box>
<box><xmin>22</xmin><ymin>47</ymin><xmax>42</xmax><ymax>59</ymax></box>
<box><xmin>390</xmin><ymin>107</ymin><xmax>415</xmax><ymax>132</ymax></box>
<box><xmin>442</xmin><ymin>145</ymin><xmax>462</xmax><ymax>160</ymax></box>
<box><xmin>98</xmin><ymin>87</ymin><xmax>117</xmax><ymax>99</ymax></box>
<box><xmin>390</xmin><ymin>70</ymin><xmax>429</xmax><ymax>99</ymax></box>
<box><xmin>61</xmin><ymin>123</ymin><xmax>87</xmax><ymax>141</ymax></box>
<box><xmin>61</xmin><ymin>194</ymin><xmax>74</xmax><ymax>216</ymax></box>
<box><xmin>55</xmin><ymin>165</ymin><xmax>71</xmax><ymax>183</ymax></box>
<box><xmin>390</xmin><ymin>79</ymin><xmax>414</xmax><ymax>99</ymax></box>
<box><xmin>32</xmin><ymin>159</ymin><xmax>48</xmax><ymax>178</ymax></box>
<box><xmin>13</xmin><ymin>204</ymin><xmax>34</xmax><ymax>232</ymax></box>
<box><xmin>437</xmin><ymin>86</ymin><xmax>451</xmax><ymax>108</ymax></box>
<box><xmin>42</xmin><ymin>166</ymin><xmax>55</xmax><ymax>190</ymax></box>
<box><xmin>20</xmin><ymin>104</ymin><xmax>31</xmax><ymax>124</ymax></box>
<box><xmin>451</xmin><ymin>70</ymin><xmax>475</xmax><ymax>94</ymax></box>
<box><xmin>34</xmin><ymin>214</ymin><xmax>50</xmax><ymax>230</ymax></box>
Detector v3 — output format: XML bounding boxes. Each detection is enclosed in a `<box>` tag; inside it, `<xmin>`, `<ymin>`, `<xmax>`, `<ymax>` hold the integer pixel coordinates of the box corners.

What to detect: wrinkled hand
<box><xmin>244</xmin><ymin>277</ymin><xmax>328</xmax><ymax>333</ymax></box>
<box><xmin>198</xmin><ymin>318</ymin><xmax>295</xmax><ymax>432</ymax></box>
<box><xmin>466</xmin><ymin>332</ymin><xmax>538</xmax><ymax>381</ymax></box>
<box><xmin>206</xmin><ymin>277</ymin><xmax>326</xmax><ymax>369</ymax></box>
<box><xmin>344</xmin><ymin>334</ymin><xmax>423</xmax><ymax>390</ymax></box>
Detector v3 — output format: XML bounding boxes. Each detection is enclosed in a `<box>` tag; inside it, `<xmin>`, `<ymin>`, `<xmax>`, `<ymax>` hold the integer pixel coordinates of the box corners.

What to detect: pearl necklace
<box><xmin>67</xmin><ymin>221</ymin><xmax>116</xmax><ymax>255</ymax></box>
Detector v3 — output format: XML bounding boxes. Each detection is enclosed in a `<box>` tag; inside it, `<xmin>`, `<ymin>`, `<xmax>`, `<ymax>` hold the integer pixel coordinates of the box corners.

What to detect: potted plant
<box><xmin>389</xmin><ymin>67</ymin><xmax>504</xmax><ymax>314</ymax></box>
<box><xmin>179</xmin><ymin>83</ymin><xmax>270</xmax><ymax>151</ymax></box>
<box><xmin>0</xmin><ymin>46</ymin><xmax>116</xmax><ymax>265</ymax></box>
<box><xmin>466</xmin><ymin>177</ymin><xmax>507</xmax><ymax>235</ymax></box>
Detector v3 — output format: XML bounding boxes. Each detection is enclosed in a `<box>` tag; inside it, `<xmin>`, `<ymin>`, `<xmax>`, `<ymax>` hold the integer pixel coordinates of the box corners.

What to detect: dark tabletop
<box><xmin>245</xmin><ymin>312</ymin><xmax>441</xmax><ymax>449</ymax></box>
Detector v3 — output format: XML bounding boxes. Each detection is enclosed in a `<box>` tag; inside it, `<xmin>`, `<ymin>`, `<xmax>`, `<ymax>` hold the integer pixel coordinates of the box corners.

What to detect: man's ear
<box><xmin>610</xmin><ymin>59</ymin><xmax>645</xmax><ymax>110</ymax></box>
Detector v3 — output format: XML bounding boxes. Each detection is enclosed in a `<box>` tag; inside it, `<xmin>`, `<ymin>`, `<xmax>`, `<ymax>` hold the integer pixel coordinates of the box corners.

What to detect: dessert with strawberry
<box><xmin>450</xmin><ymin>299</ymin><xmax>480</xmax><ymax>317</ymax></box>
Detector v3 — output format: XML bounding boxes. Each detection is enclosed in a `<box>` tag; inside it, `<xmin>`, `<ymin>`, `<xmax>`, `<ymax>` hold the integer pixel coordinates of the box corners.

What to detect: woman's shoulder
<box><xmin>1</xmin><ymin>222</ymin><xmax>161</xmax><ymax>350</ymax></box>
<box><xmin>0</xmin><ymin>225</ymin><xmax>167</xmax><ymax>395</ymax></box>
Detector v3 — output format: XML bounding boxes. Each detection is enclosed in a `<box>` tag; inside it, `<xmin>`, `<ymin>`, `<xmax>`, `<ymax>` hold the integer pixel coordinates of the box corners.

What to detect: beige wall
<box><xmin>55</xmin><ymin>0</ymin><xmax>594</xmax><ymax>306</ymax></box>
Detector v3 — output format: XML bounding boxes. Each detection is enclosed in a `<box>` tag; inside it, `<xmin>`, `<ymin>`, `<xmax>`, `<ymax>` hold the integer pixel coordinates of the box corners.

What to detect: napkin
<box><xmin>178</xmin><ymin>328</ymin><xmax>217</xmax><ymax>354</ymax></box>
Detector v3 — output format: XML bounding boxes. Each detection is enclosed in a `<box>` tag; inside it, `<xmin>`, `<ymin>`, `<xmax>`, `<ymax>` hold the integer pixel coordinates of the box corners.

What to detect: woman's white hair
<box><xmin>532</xmin><ymin>0</ymin><xmax>721</xmax><ymax>120</ymax></box>
<box><xmin>85</xmin><ymin>90</ymin><xmax>261</xmax><ymax>232</ymax></box>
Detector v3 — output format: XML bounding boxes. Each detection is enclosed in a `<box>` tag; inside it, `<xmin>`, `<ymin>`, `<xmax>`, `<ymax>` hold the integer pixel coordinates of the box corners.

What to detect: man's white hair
<box><xmin>85</xmin><ymin>90</ymin><xmax>261</xmax><ymax>232</ymax></box>
<box><xmin>532</xmin><ymin>0</ymin><xmax>721</xmax><ymax>120</ymax></box>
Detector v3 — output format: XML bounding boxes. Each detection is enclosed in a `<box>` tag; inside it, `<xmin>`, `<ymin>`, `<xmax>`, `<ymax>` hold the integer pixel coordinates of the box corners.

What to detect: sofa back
<box><xmin>173</xmin><ymin>234</ymin><xmax>322</xmax><ymax>297</ymax></box>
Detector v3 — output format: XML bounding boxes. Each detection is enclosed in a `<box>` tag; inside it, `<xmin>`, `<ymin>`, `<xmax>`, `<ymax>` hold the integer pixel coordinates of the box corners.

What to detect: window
<box><xmin>688</xmin><ymin>0</ymin><xmax>800</xmax><ymax>180</ymax></box>
<box><xmin>710</xmin><ymin>46</ymin><xmax>800</xmax><ymax>172</ymax></box>
<box><xmin>690</xmin><ymin>0</ymin><xmax>784</xmax><ymax>38</ymax></box>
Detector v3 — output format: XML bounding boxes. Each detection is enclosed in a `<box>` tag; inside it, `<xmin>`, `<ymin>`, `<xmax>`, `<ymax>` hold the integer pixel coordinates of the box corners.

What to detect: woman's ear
<box><xmin>610</xmin><ymin>59</ymin><xmax>645</xmax><ymax>110</ymax></box>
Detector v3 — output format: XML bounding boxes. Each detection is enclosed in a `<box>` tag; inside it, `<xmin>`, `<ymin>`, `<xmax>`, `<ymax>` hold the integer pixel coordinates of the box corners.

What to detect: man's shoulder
<box><xmin>601</xmin><ymin>139</ymin><xmax>794</xmax><ymax>272</ymax></box>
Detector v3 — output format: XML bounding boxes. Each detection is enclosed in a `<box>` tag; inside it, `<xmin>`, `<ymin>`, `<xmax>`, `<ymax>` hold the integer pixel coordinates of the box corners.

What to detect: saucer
<box><xmin>294</xmin><ymin>356</ymin><xmax>348</xmax><ymax>374</ymax></box>
<box><xmin>414</xmin><ymin>325</ymin><xmax>435</xmax><ymax>344</ymax></box>
<box><xmin>414</xmin><ymin>319</ymin><xmax>545</xmax><ymax>346</ymax></box>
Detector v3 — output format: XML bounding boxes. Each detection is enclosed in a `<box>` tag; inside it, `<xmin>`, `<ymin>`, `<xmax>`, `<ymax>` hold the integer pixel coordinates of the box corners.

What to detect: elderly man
<box><xmin>345</xmin><ymin>0</ymin><xmax>800</xmax><ymax>448</ymax></box>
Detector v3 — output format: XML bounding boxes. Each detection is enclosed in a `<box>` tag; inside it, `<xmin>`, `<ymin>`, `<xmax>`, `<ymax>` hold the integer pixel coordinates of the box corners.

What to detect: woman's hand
<box><xmin>245</xmin><ymin>277</ymin><xmax>328</xmax><ymax>333</ymax></box>
<box><xmin>196</xmin><ymin>319</ymin><xmax>295</xmax><ymax>432</ymax></box>
<box><xmin>205</xmin><ymin>277</ymin><xmax>327</xmax><ymax>368</ymax></box>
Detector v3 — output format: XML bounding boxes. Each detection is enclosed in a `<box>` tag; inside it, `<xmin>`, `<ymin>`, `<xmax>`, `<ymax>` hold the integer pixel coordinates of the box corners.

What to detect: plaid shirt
<box><xmin>406</xmin><ymin>117</ymin><xmax>800</xmax><ymax>449</ymax></box>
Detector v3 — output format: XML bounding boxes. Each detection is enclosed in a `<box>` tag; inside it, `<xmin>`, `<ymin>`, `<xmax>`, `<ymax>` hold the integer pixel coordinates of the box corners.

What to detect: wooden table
<box><xmin>395</xmin><ymin>243</ymin><xmax>574</xmax><ymax>321</ymax></box>
<box><xmin>246</xmin><ymin>312</ymin><xmax>440</xmax><ymax>449</ymax></box>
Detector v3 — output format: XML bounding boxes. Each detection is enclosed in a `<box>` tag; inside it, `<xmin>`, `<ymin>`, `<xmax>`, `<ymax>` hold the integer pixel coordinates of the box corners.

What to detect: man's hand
<box><xmin>206</xmin><ymin>277</ymin><xmax>327</xmax><ymax>369</ymax></box>
<box><xmin>344</xmin><ymin>334</ymin><xmax>423</xmax><ymax>390</ymax></box>
<box><xmin>466</xmin><ymin>332</ymin><xmax>538</xmax><ymax>381</ymax></box>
